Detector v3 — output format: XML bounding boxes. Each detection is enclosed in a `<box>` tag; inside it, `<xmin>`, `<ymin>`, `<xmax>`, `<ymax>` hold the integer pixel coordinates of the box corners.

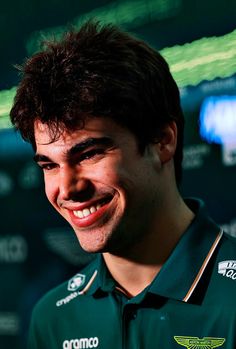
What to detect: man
<box><xmin>10</xmin><ymin>21</ymin><xmax>236</xmax><ymax>349</ymax></box>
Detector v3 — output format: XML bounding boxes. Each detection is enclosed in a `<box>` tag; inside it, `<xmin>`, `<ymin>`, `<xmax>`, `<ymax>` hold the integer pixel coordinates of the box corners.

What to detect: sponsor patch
<box><xmin>218</xmin><ymin>260</ymin><xmax>236</xmax><ymax>280</ymax></box>
<box><xmin>174</xmin><ymin>336</ymin><xmax>225</xmax><ymax>349</ymax></box>
<box><xmin>68</xmin><ymin>274</ymin><xmax>86</xmax><ymax>291</ymax></box>
<box><xmin>63</xmin><ymin>336</ymin><xmax>99</xmax><ymax>349</ymax></box>
<box><xmin>56</xmin><ymin>292</ymin><xmax>80</xmax><ymax>307</ymax></box>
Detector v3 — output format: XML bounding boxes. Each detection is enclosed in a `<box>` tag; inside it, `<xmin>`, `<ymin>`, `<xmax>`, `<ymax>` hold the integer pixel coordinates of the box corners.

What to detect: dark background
<box><xmin>0</xmin><ymin>1</ymin><xmax>236</xmax><ymax>348</ymax></box>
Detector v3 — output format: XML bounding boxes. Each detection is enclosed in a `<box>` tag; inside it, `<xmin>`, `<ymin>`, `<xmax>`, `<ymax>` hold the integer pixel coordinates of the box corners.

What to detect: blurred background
<box><xmin>1</xmin><ymin>0</ymin><xmax>236</xmax><ymax>347</ymax></box>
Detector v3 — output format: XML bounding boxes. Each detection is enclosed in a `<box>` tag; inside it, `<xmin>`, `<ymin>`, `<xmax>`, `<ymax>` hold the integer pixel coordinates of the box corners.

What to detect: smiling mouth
<box><xmin>73</xmin><ymin>196</ymin><xmax>113</xmax><ymax>219</ymax></box>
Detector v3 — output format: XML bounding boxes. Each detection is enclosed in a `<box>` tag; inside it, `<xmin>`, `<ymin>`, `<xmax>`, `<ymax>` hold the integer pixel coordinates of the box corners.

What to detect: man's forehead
<box><xmin>33</xmin><ymin>117</ymin><xmax>128</xmax><ymax>148</ymax></box>
<box><xmin>34</xmin><ymin>120</ymin><xmax>64</xmax><ymax>145</ymax></box>
<box><xmin>34</xmin><ymin>118</ymin><xmax>98</xmax><ymax>141</ymax></box>
<box><xmin>34</xmin><ymin>119</ymin><xmax>49</xmax><ymax>133</ymax></box>
<box><xmin>34</xmin><ymin>117</ymin><xmax>131</xmax><ymax>139</ymax></box>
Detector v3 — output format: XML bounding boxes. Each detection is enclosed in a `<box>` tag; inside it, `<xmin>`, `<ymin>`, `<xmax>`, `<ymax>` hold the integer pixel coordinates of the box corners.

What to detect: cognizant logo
<box><xmin>63</xmin><ymin>337</ymin><xmax>99</xmax><ymax>349</ymax></box>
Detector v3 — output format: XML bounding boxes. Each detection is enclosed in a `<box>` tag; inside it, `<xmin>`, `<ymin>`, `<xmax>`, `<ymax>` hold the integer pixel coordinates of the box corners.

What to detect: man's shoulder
<box><xmin>32</xmin><ymin>257</ymin><xmax>98</xmax><ymax>317</ymax></box>
<box><xmin>207</xmin><ymin>231</ymin><xmax>236</xmax><ymax>301</ymax></box>
<box><xmin>219</xmin><ymin>231</ymin><xmax>236</xmax><ymax>255</ymax></box>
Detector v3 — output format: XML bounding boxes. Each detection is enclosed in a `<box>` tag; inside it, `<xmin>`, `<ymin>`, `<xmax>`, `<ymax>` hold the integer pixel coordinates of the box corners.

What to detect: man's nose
<box><xmin>58</xmin><ymin>166</ymin><xmax>88</xmax><ymax>201</ymax></box>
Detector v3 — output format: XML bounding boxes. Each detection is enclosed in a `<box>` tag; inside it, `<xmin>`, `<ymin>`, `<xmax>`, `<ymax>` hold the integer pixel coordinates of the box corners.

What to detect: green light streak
<box><xmin>26</xmin><ymin>0</ymin><xmax>181</xmax><ymax>54</ymax></box>
<box><xmin>1</xmin><ymin>27</ymin><xmax>236</xmax><ymax>129</ymax></box>
<box><xmin>161</xmin><ymin>29</ymin><xmax>236</xmax><ymax>87</ymax></box>
<box><xmin>0</xmin><ymin>87</ymin><xmax>16</xmax><ymax>129</ymax></box>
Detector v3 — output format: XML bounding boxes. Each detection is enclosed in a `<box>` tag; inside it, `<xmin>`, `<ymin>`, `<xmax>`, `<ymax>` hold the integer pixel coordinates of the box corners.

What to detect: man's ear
<box><xmin>155</xmin><ymin>121</ymin><xmax>177</xmax><ymax>164</ymax></box>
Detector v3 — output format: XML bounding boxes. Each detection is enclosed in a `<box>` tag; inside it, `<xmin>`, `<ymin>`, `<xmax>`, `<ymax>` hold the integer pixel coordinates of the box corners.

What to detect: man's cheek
<box><xmin>45</xmin><ymin>185</ymin><xmax>56</xmax><ymax>205</ymax></box>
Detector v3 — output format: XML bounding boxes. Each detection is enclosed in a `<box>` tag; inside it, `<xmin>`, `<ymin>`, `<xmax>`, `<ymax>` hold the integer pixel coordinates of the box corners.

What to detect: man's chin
<box><xmin>78</xmin><ymin>242</ymin><xmax>108</xmax><ymax>254</ymax></box>
<box><xmin>71</xmin><ymin>215</ymin><xmax>123</xmax><ymax>254</ymax></box>
<box><xmin>74</xmin><ymin>230</ymin><xmax>110</xmax><ymax>254</ymax></box>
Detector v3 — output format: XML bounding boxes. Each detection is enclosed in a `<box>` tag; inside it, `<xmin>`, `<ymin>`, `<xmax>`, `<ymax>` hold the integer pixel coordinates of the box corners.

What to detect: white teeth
<box><xmin>73</xmin><ymin>211</ymin><xmax>83</xmax><ymax>218</ymax></box>
<box><xmin>82</xmin><ymin>209</ymin><xmax>90</xmax><ymax>217</ymax></box>
<box><xmin>78</xmin><ymin>211</ymin><xmax>84</xmax><ymax>218</ymax></box>
<box><xmin>73</xmin><ymin>203</ymin><xmax>104</xmax><ymax>219</ymax></box>
<box><xmin>90</xmin><ymin>206</ymin><xmax>96</xmax><ymax>214</ymax></box>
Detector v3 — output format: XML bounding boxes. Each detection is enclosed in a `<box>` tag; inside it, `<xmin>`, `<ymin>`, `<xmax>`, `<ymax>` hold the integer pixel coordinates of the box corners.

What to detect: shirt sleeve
<box><xmin>27</xmin><ymin>306</ymin><xmax>46</xmax><ymax>349</ymax></box>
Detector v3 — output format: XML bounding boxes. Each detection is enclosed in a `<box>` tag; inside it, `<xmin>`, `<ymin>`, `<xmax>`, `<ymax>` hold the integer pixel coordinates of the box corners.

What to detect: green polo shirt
<box><xmin>28</xmin><ymin>199</ymin><xmax>236</xmax><ymax>349</ymax></box>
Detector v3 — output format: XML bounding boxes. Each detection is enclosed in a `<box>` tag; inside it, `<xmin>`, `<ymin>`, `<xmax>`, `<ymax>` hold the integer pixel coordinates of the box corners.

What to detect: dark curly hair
<box><xmin>10</xmin><ymin>20</ymin><xmax>185</xmax><ymax>184</ymax></box>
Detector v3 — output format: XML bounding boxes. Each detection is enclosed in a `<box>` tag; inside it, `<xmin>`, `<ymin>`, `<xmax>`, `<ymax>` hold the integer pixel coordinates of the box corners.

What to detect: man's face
<box><xmin>34</xmin><ymin>117</ymin><xmax>166</xmax><ymax>254</ymax></box>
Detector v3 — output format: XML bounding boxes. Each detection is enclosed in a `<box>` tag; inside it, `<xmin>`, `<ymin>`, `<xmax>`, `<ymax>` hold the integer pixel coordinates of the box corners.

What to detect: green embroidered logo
<box><xmin>174</xmin><ymin>336</ymin><xmax>225</xmax><ymax>349</ymax></box>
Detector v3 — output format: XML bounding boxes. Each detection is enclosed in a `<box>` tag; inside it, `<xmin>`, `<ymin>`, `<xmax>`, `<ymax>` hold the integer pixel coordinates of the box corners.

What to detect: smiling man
<box><xmin>10</xmin><ymin>21</ymin><xmax>236</xmax><ymax>349</ymax></box>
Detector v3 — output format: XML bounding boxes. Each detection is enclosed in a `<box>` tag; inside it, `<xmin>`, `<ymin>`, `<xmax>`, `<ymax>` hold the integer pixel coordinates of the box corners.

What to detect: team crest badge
<box><xmin>67</xmin><ymin>273</ymin><xmax>86</xmax><ymax>291</ymax></box>
<box><xmin>218</xmin><ymin>260</ymin><xmax>236</xmax><ymax>280</ymax></box>
<box><xmin>174</xmin><ymin>336</ymin><xmax>225</xmax><ymax>349</ymax></box>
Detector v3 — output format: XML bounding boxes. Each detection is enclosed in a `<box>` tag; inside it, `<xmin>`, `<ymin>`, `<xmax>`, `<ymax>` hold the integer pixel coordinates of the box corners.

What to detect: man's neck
<box><xmin>103</xmin><ymin>254</ymin><xmax>162</xmax><ymax>297</ymax></box>
<box><xmin>103</xmin><ymin>197</ymin><xmax>195</xmax><ymax>297</ymax></box>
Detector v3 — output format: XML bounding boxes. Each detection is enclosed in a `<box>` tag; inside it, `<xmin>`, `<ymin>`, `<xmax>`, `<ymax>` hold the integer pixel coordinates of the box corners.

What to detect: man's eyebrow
<box><xmin>33</xmin><ymin>154</ymin><xmax>51</xmax><ymax>163</ymax></box>
<box><xmin>33</xmin><ymin>137</ymin><xmax>114</xmax><ymax>163</ymax></box>
<box><xmin>68</xmin><ymin>137</ymin><xmax>114</xmax><ymax>156</ymax></box>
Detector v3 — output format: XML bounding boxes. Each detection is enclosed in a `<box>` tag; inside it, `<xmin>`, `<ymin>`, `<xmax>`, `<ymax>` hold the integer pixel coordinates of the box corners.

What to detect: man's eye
<box><xmin>39</xmin><ymin>163</ymin><xmax>56</xmax><ymax>171</ymax></box>
<box><xmin>79</xmin><ymin>149</ymin><xmax>104</xmax><ymax>162</ymax></box>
